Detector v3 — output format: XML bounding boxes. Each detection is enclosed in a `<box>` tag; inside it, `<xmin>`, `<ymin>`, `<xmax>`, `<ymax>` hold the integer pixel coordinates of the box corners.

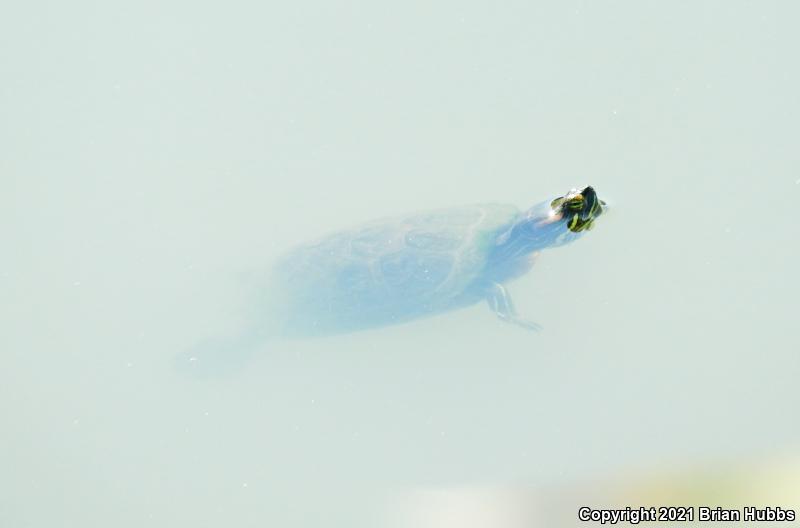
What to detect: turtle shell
<box><xmin>268</xmin><ymin>204</ymin><xmax>521</xmax><ymax>336</ymax></box>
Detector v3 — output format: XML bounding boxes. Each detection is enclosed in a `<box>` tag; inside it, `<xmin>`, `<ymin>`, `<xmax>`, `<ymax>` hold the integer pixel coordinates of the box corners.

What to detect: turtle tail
<box><xmin>174</xmin><ymin>331</ymin><xmax>272</xmax><ymax>378</ymax></box>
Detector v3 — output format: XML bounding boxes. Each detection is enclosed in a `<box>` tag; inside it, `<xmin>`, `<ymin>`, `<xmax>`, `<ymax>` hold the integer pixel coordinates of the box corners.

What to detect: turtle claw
<box><xmin>504</xmin><ymin>316</ymin><xmax>542</xmax><ymax>332</ymax></box>
<box><xmin>486</xmin><ymin>282</ymin><xmax>542</xmax><ymax>332</ymax></box>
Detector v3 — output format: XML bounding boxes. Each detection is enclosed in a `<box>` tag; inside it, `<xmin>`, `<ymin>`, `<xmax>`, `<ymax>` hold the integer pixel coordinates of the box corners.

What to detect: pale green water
<box><xmin>2</xmin><ymin>1</ymin><xmax>799</xmax><ymax>527</ymax></box>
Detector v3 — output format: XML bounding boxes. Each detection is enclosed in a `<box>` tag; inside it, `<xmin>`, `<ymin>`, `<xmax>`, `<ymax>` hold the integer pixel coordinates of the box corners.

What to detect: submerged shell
<box><xmin>269</xmin><ymin>204</ymin><xmax>520</xmax><ymax>336</ymax></box>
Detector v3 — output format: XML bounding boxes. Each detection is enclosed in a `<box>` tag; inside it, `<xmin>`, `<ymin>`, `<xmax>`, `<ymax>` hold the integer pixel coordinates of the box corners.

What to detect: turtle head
<box><xmin>518</xmin><ymin>186</ymin><xmax>606</xmax><ymax>249</ymax></box>
<box><xmin>489</xmin><ymin>186</ymin><xmax>606</xmax><ymax>271</ymax></box>
<box><xmin>548</xmin><ymin>186</ymin><xmax>606</xmax><ymax>234</ymax></box>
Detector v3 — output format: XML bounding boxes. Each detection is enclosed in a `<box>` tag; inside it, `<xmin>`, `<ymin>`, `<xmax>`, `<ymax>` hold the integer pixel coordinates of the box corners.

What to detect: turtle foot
<box><xmin>485</xmin><ymin>282</ymin><xmax>542</xmax><ymax>332</ymax></box>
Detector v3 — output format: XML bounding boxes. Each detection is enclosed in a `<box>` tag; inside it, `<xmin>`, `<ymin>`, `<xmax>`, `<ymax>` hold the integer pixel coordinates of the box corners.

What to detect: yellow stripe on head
<box><xmin>568</xmin><ymin>214</ymin><xmax>580</xmax><ymax>230</ymax></box>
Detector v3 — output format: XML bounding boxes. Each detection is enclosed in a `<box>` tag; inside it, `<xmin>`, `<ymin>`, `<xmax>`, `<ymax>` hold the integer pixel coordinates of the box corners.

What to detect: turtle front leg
<box><xmin>485</xmin><ymin>282</ymin><xmax>541</xmax><ymax>331</ymax></box>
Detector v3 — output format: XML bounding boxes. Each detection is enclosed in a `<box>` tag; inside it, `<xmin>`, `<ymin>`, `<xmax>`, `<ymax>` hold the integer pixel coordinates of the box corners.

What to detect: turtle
<box><xmin>181</xmin><ymin>186</ymin><xmax>605</xmax><ymax>371</ymax></box>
